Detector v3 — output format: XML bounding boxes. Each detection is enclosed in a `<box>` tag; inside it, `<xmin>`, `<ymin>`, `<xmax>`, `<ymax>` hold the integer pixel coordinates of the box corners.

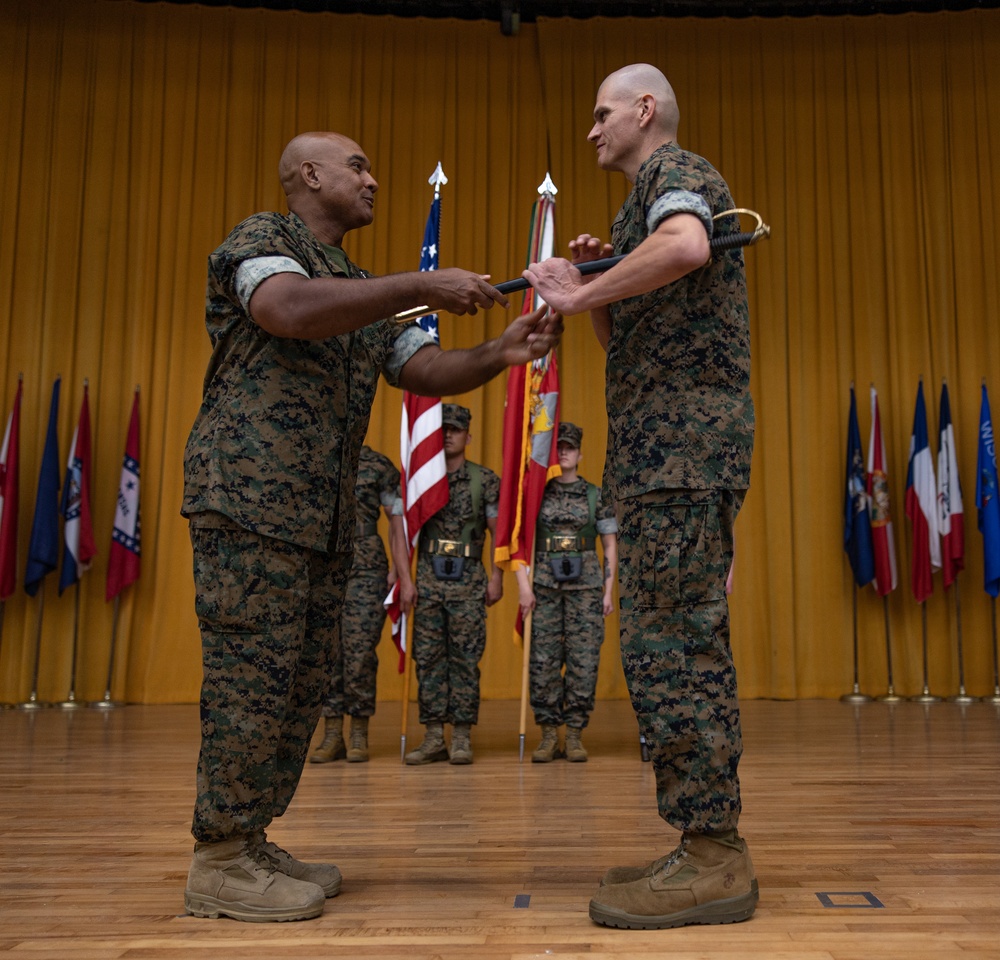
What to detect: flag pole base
<box><xmin>909</xmin><ymin>688</ymin><xmax>942</xmax><ymax>703</ymax></box>
<box><xmin>518</xmin><ymin>733</ymin><xmax>525</xmax><ymax>764</ymax></box>
<box><xmin>986</xmin><ymin>688</ymin><xmax>1000</xmax><ymax>704</ymax></box>
<box><xmin>89</xmin><ymin>698</ymin><xmax>123</xmax><ymax>709</ymax></box>
<box><xmin>17</xmin><ymin>698</ymin><xmax>51</xmax><ymax>711</ymax></box>
<box><xmin>840</xmin><ymin>683</ymin><xmax>872</xmax><ymax>703</ymax></box>
<box><xmin>400</xmin><ymin>735</ymin><xmax>407</xmax><ymax>764</ymax></box>
<box><xmin>875</xmin><ymin>689</ymin><xmax>903</xmax><ymax>703</ymax></box>
<box><xmin>57</xmin><ymin>697</ymin><xmax>83</xmax><ymax>710</ymax></box>
<box><xmin>947</xmin><ymin>691</ymin><xmax>980</xmax><ymax>704</ymax></box>
<box><xmin>639</xmin><ymin>735</ymin><xmax>651</xmax><ymax>762</ymax></box>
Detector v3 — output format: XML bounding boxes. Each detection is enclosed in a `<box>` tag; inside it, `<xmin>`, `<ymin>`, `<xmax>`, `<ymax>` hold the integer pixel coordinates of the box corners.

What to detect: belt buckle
<box><xmin>554</xmin><ymin>536</ymin><xmax>575</xmax><ymax>552</ymax></box>
<box><xmin>439</xmin><ymin>540</ymin><xmax>461</xmax><ymax>557</ymax></box>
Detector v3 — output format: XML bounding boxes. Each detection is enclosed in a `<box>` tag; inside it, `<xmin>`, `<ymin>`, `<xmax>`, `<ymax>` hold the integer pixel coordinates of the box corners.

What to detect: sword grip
<box><xmin>497</xmin><ymin>224</ymin><xmax>767</xmax><ymax>295</ymax></box>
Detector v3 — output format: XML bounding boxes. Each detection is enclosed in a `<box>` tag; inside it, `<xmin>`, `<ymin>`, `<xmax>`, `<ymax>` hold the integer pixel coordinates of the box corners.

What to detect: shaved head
<box><xmin>599</xmin><ymin>63</ymin><xmax>679</xmax><ymax>138</ymax></box>
<box><xmin>279</xmin><ymin>131</ymin><xmax>362</xmax><ymax>200</ymax></box>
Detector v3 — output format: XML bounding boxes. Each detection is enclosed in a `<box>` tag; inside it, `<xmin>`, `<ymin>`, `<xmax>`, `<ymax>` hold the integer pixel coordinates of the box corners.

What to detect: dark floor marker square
<box><xmin>816</xmin><ymin>892</ymin><xmax>884</xmax><ymax>908</ymax></box>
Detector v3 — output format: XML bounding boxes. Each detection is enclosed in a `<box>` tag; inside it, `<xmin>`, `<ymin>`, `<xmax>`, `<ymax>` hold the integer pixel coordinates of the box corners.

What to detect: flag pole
<box><xmin>517</xmin><ymin>540</ymin><xmax>539</xmax><ymax>763</ymax></box>
<box><xmin>18</xmin><ymin>580</ymin><xmax>51</xmax><ymax>710</ymax></box>
<box><xmin>399</xmin><ymin>610</ymin><xmax>412</xmax><ymax>761</ymax></box>
<box><xmin>91</xmin><ymin>594</ymin><xmax>124</xmax><ymax>708</ymax></box>
<box><xmin>841</xmin><ymin>583</ymin><xmax>871</xmax><ymax>702</ymax></box>
<box><xmin>988</xmin><ymin>596</ymin><xmax>1000</xmax><ymax>704</ymax></box>
<box><xmin>947</xmin><ymin>584</ymin><xmax>978</xmax><ymax>703</ymax></box>
<box><xmin>57</xmin><ymin>581</ymin><xmax>83</xmax><ymax>709</ymax></box>
<box><xmin>910</xmin><ymin>601</ymin><xmax>940</xmax><ymax>702</ymax></box>
<box><xmin>875</xmin><ymin>595</ymin><xmax>902</xmax><ymax>702</ymax></box>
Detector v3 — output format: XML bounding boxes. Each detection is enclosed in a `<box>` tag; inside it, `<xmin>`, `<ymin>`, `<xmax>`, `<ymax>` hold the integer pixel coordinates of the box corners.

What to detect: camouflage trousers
<box><xmin>321</xmin><ymin>570</ymin><xmax>387</xmax><ymax>718</ymax></box>
<box><xmin>411</xmin><ymin>573</ymin><xmax>486</xmax><ymax>726</ymax></box>
<box><xmin>529</xmin><ymin>582</ymin><xmax>605</xmax><ymax>728</ymax></box>
<box><xmin>189</xmin><ymin>513</ymin><xmax>350</xmax><ymax>842</ymax></box>
<box><xmin>616</xmin><ymin>489</ymin><xmax>745</xmax><ymax>834</ymax></box>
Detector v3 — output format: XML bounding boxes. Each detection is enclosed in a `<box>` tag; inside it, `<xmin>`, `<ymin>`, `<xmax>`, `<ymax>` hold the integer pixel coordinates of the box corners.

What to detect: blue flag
<box><xmin>976</xmin><ymin>384</ymin><xmax>1000</xmax><ymax>597</ymax></box>
<box><xmin>24</xmin><ymin>377</ymin><xmax>61</xmax><ymax>596</ymax></box>
<box><xmin>416</xmin><ymin>194</ymin><xmax>441</xmax><ymax>340</ymax></box>
<box><xmin>844</xmin><ymin>385</ymin><xmax>875</xmax><ymax>586</ymax></box>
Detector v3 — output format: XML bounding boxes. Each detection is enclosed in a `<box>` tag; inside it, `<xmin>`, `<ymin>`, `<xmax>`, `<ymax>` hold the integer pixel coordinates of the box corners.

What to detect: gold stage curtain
<box><xmin>1</xmin><ymin>0</ymin><xmax>999</xmax><ymax>704</ymax></box>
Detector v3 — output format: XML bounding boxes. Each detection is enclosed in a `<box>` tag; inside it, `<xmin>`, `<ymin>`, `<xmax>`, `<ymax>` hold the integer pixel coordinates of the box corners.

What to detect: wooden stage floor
<box><xmin>3</xmin><ymin>698</ymin><xmax>999</xmax><ymax>959</ymax></box>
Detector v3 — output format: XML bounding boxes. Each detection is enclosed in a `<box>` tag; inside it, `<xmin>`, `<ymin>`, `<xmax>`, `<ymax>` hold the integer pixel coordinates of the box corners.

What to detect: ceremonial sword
<box><xmin>393</xmin><ymin>208</ymin><xmax>770</xmax><ymax>324</ymax></box>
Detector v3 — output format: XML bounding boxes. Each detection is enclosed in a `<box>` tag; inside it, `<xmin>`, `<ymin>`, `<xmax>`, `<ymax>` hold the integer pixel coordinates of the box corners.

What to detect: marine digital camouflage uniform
<box><xmin>605</xmin><ymin>141</ymin><xmax>754</xmax><ymax>834</ymax></box>
<box><xmin>183</xmin><ymin>210</ymin><xmax>431</xmax><ymax>842</ymax></box>
<box><xmin>530</xmin><ymin>477</ymin><xmax>617</xmax><ymax>729</ymax></box>
<box><xmin>412</xmin><ymin>461</ymin><xmax>500</xmax><ymax>726</ymax></box>
<box><xmin>321</xmin><ymin>445</ymin><xmax>400</xmax><ymax>720</ymax></box>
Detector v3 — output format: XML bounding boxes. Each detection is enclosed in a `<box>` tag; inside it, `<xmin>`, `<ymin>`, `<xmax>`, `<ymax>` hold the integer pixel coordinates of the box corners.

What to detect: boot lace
<box><xmin>652</xmin><ymin>836</ymin><xmax>690</xmax><ymax>876</ymax></box>
<box><xmin>242</xmin><ymin>835</ymin><xmax>281</xmax><ymax>877</ymax></box>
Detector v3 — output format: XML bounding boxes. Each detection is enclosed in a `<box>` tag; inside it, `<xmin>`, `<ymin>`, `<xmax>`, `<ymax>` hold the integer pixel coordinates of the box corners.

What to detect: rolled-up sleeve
<box><xmin>646</xmin><ymin>189</ymin><xmax>714</xmax><ymax>239</ymax></box>
<box><xmin>383</xmin><ymin>323</ymin><xmax>437</xmax><ymax>387</ymax></box>
<box><xmin>235</xmin><ymin>256</ymin><xmax>309</xmax><ymax>312</ymax></box>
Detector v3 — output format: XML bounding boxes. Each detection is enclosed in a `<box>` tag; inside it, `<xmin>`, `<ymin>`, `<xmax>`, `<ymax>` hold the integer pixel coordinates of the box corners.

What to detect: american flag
<box><xmin>386</xmin><ymin>184</ymin><xmax>449</xmax><ymax>664</ymax></box>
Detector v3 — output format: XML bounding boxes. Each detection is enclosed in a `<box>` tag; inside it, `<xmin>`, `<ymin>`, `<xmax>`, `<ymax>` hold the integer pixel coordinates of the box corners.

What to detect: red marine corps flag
<box><xmin>495</xmin><ymin>175</ymin><xmax>562</xmax><ymax>760</ymax></box>
<box><xmin>494</xmin><ymin>174</ymin><xmax>561</xmax><ymax>642</ymax></box>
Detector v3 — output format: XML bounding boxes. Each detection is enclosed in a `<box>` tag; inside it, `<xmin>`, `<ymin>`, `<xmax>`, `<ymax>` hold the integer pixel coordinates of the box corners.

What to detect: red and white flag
<box><xmin>0</xmin><ymin>377</ymin><xmax>22</xmax><ymax>601</ymax></box>
<box><xmin>904</xmin><ymin>380</ymin><xmax>940</xmax><ymax>602</ymax></box>
<box><xmin>937</xmin><ymin>381</ymin><xmax>965</xmax><ymax>588</ymax></box>
<box><xmin>106</xmin><ymin>388</ymin><xmax>141</xmax><ymax>601</ymax></box>
<box><xmin>867</xmin><ymin>386</ymin><xmax>898</xmax><ymax>596</ymax></box>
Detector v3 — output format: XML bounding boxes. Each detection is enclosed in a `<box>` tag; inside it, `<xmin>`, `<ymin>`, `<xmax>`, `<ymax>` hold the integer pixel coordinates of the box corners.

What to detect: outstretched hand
<box><xmin>497</xmin><ymin>303</ymin><xmax>563</xmax><ymax>364</ymax></box>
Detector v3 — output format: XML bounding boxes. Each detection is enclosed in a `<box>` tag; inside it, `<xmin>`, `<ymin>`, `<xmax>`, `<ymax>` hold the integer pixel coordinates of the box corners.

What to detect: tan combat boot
<box><xmin>404</xmin><ymin>721</ymin><xmax>449</xmax><ymax>765</ymax></box>
<box><xmin>346</xmin><ymin>716</ymin><xmax>369</xmax><ymax>763</ymax></box>
<box><xmin>531</xmin><ymin>724</ymin><xmax>563</xmax><ymax>763</ymax></box>
<box><xmin>565</xmin><ymin>726</ymin><xmax>588</xmax><ymax>762</ymax></box>
<box><xmin>448</xmin><ymin>723</ymin><xmax>473</xmax><ymax>764</ymax></box>
<box><xmin>250</xmin><ymin>831</ymin><xmax>342</xmax><ymax>898</ymax></box>
<box><xmin>184</xmin><ymin>836</ymin><xmax>325</xmax><ymax>922</ymax></box>
<box><xmin>309</xmin><ymin>716</ymin><xmax>346</xmax><ymax>763</ymax></box>
<box><xmin>590</xmin><ymin>830</ymin><xmax>758</xmax><ymax>930</ymax></box>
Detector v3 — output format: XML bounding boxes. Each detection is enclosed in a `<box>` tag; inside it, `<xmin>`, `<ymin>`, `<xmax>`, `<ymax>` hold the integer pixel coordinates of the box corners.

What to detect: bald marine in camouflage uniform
<box><xmin>513</xmin><ymin>422</ymin><xmax>618</xmax><ymax>763</ymax></box>
<box><xmin>525</xmin><ymin>64</ymin><xmax>757</xmax><ymax>931</ymax></box>
<box><xmin>310</xmin><ymin>445</ymin><xmax>406</xmax><ymax>764</ymax></box>
<box><xmin>181</xmin><ymin>130</ymin><xmax>560</xmax><ymax>923</ymax></box>
<box><xmin>405</xmin><ymin>404</ymin><xmax>502</xmax><ymax>766</ymax></box>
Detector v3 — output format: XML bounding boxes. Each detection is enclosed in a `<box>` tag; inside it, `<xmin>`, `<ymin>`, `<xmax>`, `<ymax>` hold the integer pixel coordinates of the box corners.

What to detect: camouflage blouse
<box><xmin>183</xmin><ymin>211</ymin><xmax>427</xmax><ymax>552</ymax></box>
<box><xmin>604</xmin><ymin>141</ymin><xmax>755</xmax><ymax>500</ymax></box>
<box><xmin>533</xmin><ymin>476</ymin><xmax>617</xmax><ymax>591</ymax></box>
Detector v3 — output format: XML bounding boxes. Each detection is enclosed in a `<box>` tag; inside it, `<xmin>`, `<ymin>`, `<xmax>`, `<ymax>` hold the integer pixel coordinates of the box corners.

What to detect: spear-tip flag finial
<box><xmin>428</xmin><ymin>162</ymin><xmax>448</xmax><ymax>197</ymax></box>
<box><xmin>537</xmin><ymin>172</ymin><xmax>558</xmax><ymax>198</ymax></box>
